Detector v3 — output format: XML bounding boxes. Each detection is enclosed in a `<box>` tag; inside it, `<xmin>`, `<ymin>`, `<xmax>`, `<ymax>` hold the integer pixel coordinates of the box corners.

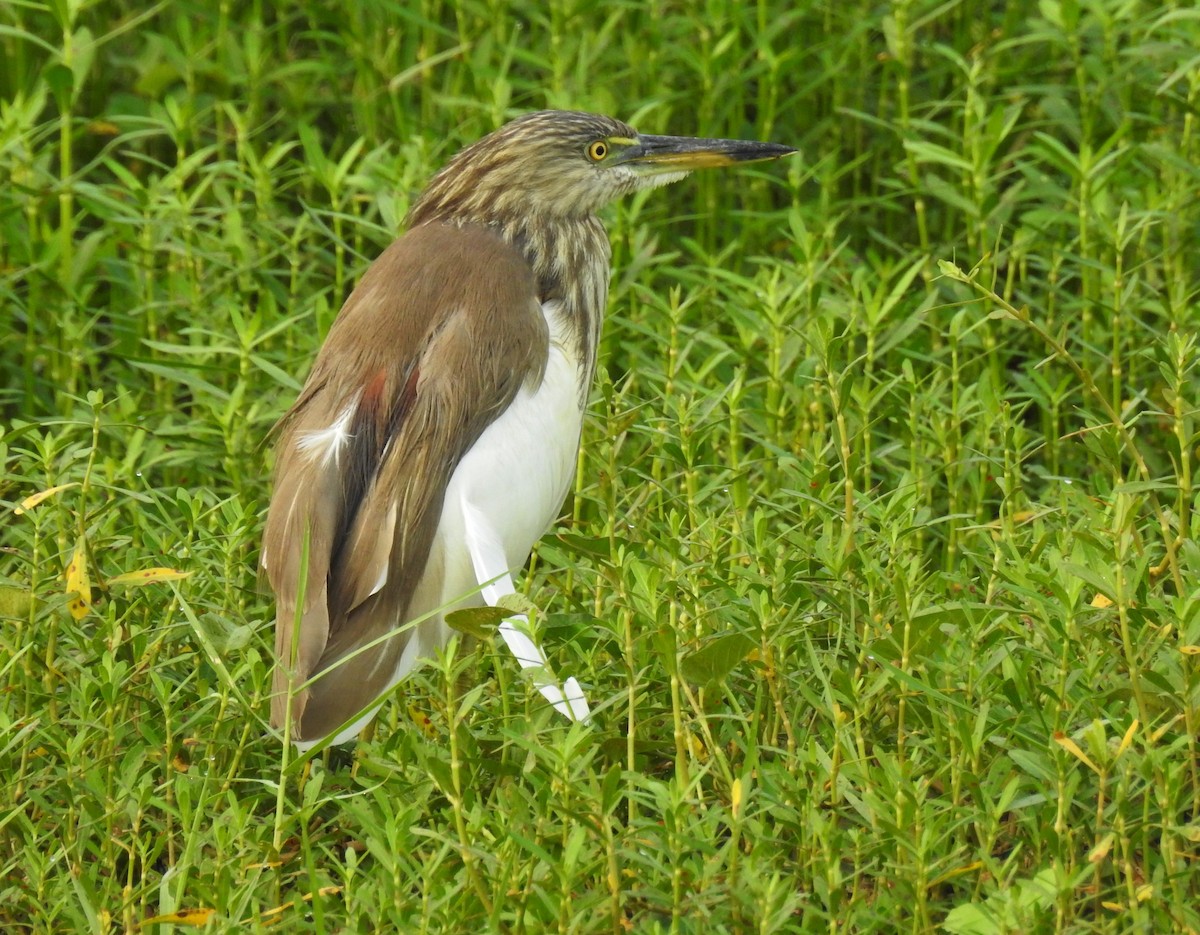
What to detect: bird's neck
<box><xmin>503</xmin><ymin>215</ymin><xmax>611</xmax><ymax>403</ymax></box>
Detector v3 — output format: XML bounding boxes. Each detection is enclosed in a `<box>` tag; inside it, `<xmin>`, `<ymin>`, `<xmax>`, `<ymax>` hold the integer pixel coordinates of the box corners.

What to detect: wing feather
<box><xmin>264</xmin><ymin>221</ymin><xmax>549</xmax><ymax>737</ymax></box>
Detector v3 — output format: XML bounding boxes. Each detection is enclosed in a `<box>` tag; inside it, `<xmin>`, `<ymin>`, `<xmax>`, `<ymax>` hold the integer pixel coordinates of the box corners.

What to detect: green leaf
<box><xmin>43</xmin><ymin>63</ymin><xmax>74</xmax><ymax>108</ymax></box>
<box><xmin>496</xmin><ymin>592</ymin><xmax>535</xmax><ymax>617</ymax></box>
<box><xmin>943</xmin><ymin>902</ymin><xmax>1000</xmax><ymax>935</ymax></box>
<box><xmin>0</xmin><ymin>586</ymin><xmax>33</xmax><ymax>618</ymax></box>
<box><xmin>553</xmin><ymin>533</ymin><xmax>618</xmax><ymax>559</ymax></box>
<box><xmin>1060</xmin><ymin>562</ymin><xmax>1114</xmax><ymax>603</ymax></box>
<box><xmin>539</xmin><ymin>612</ymin><xmax>603</xmax><ymax>633</ymax></box>
<box><xmin>680</xmin><ymin>632</ymin><xmax>756</xmax><ymax>685</ymax></box>
<box><xmin>67</xmin><ymin>26</ymin><xmax>96</xmax><ymax>99</ymax></box>
<box><xmin>193</xmin><ymin>613</ymin><xmax>254</xmax><ymax>653</ymax></box>
<box><xmin>423</xmin><ymin>754</ymin><xmax>454</xmax><ymax>797</ymax></box>
<box><xmin>445</xmin><ymin>605</ymin><xmax>515</xmax><ymax>639</ymax></box>
<box><xmin>600</xmin><ymin>765</ymin><xmax>623</xmax><ymax>814</ymax></box>
<box><xmin>936</xmin><ymin>259</ymin><xmax>969</xmax><ymax>281</ymax></box>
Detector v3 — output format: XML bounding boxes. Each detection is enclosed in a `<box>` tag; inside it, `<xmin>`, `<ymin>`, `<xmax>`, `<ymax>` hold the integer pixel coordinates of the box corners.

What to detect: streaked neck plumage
<box><xmin>407</xmin><ymin>156</ymin><xmax>612</xmax><ymax>403</ymax></box>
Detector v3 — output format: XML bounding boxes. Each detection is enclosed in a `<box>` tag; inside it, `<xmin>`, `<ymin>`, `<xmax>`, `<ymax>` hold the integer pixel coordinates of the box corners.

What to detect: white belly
<box><xmin>308</xmin><ymin>305</ymin><xmax>587</xmax><ymax>747</ymax></box>
<box><xmin>393</xmin><ymin>303</ymin><xmax>584</xmax><ymax>686</ymax></box>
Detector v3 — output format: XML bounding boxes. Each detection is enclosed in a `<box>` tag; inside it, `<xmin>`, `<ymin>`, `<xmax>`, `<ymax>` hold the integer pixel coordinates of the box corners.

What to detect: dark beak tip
<box><xmin>758</xmin><ymin>143</ymin><xmax>798</xmax><ymax>160</ymax></box>
<box><xmin>726</xmin><ymin>141</ymin><xmax>798</xmax><ymax>166</ymax></box>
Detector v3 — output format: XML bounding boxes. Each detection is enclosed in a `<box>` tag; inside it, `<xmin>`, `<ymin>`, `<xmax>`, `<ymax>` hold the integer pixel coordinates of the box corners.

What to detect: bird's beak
<box><xmin>622</xmin><ymin>133</ymin><xmax>796</xmax><ymax>171</ymax></box>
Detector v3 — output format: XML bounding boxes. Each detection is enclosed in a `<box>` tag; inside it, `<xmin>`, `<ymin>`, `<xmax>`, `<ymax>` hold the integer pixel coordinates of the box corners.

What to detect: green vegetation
<box><xmin>2</xmin><ymin>0</ymin><xmax>1199</xmax><ymax>931</ymax></box>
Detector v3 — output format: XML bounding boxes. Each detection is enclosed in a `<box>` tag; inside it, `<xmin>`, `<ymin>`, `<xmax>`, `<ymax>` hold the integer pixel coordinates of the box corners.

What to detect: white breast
<box><xmin>380</xmin><ymin>302</ymin><xmax>584</xmax><ymax>720</ymax></box>
<box><xmin>293</xmin><ymin>302</ymin><xmax>590</xmax><ymax>749</ymax></box>
<box><xmin>445</xmin><ymin>305</ymin><xmax>584</xmax><ymax>563</ymax></box>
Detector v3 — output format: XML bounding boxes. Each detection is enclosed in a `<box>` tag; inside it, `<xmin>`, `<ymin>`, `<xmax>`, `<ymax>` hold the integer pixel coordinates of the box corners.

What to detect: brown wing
<box><xmin>263</xmin><ymin>221</ymin><xmax>548</xmax><ymax>740</ymax></box>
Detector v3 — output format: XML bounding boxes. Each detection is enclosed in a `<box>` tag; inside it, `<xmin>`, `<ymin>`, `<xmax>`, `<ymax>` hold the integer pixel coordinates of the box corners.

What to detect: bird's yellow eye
<box><xmin>586</xmin><ymin>140</ymin><xmax>609</xmax><ymax>162</ymax></box>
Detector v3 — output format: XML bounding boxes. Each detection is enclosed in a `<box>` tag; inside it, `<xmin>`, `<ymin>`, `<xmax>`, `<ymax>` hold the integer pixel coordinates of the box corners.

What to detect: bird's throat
<box><xmin>505</xmin><ymin>215</ymin><xmax>611</xmax><ymax>403</ymax></box>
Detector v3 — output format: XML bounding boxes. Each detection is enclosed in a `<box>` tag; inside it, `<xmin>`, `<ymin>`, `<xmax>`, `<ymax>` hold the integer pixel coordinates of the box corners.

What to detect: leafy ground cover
<box><xmin>2</xmin><ymin>0</ymin><xmax>1199</xmax><ymax>931</ymax></box>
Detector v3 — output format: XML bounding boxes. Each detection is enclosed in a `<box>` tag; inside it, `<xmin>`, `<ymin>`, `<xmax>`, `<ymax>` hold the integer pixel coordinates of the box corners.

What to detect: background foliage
<box><xmin>2</xmin><ymin>0</ymin><xmax>1199</xmax><ymax>931</ymax></box>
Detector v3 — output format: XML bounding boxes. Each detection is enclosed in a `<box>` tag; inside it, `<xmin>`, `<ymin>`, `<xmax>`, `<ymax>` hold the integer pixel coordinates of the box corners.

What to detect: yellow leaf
<box><xmin>1180</xmin><ymin>645</ymin><xmax>1200</xmax><ymax>655</ymax></box>
<box><xmin>64</xmin><ymin>536</ymin><xmax>92</xmax><ymax>621</ymax></box>
<box><xmin>1053</xmin><ymin>731</ymin><xmax>1099</xmax><ymax>773</ymax></box>
<box><xmin>107</xmin><ymin>567</ymin><xmax>192</xmax><ymax>587</ymax></box>
<box><xmin>986</xmin><ymin>509</ymin><xmax>1042</xmax><ymax>530</ymax></box>
<box><xmin>1116</xmin><ymin>719</ymin><xmax>1138</xmax><ymax>758</ymax></box>
<box><xmin>731</xmin><ymin>777</ymin><xmax>743</xmax><ymax>820</ymax></box>
<box><xmin>408</xmin><ymin>705</ymin><xmax>438</xmax><ymax>738</ymax></box>
<box><xmin>142</xmin><ymin>907</ymin><xmax>215</xmax><ymax>925</ymax></box>
<box><xmin>930</xmin><ymin>861</ymin><xmax>983</xmax><ymax>886</ymax></box>
<box><xmin>16</xmin><ymin>483</ymin><xmax>79</xmax><ymax>515</ymax></box>
<box><xmin>1088</xmin><ymin>833</ymin><xmax>1113</xmax><ymax>863</ymax></box>
<box><xmin>1101</xmin><ymin>901</ymin><xmax>1124</xmax><ymax>912</ymax></box>
<box><xmin>1152</xmin><ymin>715</ymin><xmax>1182</xmax><ymax>742</ymax></box>
<box><xmin>1090</xmin><ymin>593</ymin><xmax>1114</xmax><ymax>609</ymax></box>
<box><xmin>1135</xmin><ymin>883</ymin><xmax>1153</xmax><ymax>902</ymax></box>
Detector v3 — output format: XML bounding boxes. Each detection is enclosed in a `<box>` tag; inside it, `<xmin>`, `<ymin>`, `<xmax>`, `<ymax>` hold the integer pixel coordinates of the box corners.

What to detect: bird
<box><xmin>262</xmin><ymin>109</ymin><xmax>795</xmax><ymax>747</ymax></box>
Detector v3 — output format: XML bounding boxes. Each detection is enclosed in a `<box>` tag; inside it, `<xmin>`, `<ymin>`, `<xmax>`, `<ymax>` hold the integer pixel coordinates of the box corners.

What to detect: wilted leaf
<box><xmin>1053</xmin><ymin>731</ymin><xmax>1099</xmax><ymax>773</ymax></box>
<box><xmin>730</xmin><ymin>777</ymin><xmax>744</xmax><ymax>820</ymax></box>
<box><xmin>107</xmin><ymin>567</ymin><xmax>192</xmax><ymax>587</ymax></box>
<box><xmin>680</xmin><ymin>632</ymin><xmax>756</xmax><ymax>685</ymax></box>
<box><xmin>930</xmin><ymin>861</ymin><xmax>984</xmax><ymax>886</ymax></box>
<box><xmin>142</xmin><ymin>908</ymin><xmax>215</xmax><ymax>926</ymax></box>
<box><xmin>64</xmin><ymin>535</ymin><xmax>92</xmax><ymax>621</ymax></box>
<box><xmin>1088</xmin><ymin>833</ymin><xmax>1113</xmax><ymax>863</ymax></box>
<box><xmin>1116</xmin><ymin>720</ymin><xmax>1137</xmax><ymax>758</ymax></box>
<box><xmin>408</xmin><ymin>705</ymin><xmax>437</xmax><ymax>738</ymax></box>
<box><xmin>16</xmin><ymin>482</ymin><xmax>79</xmax><ymax>514</ymax></box>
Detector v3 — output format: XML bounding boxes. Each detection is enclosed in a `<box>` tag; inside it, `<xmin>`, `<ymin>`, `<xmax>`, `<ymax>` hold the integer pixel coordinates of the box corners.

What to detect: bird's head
<box><xmin>409</xmin><ymin>110</ymin><xmax>795</xmax><ymax>226</ymax></box>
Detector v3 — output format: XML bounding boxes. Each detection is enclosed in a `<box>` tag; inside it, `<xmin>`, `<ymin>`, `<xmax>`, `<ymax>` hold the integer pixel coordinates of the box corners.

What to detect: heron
<box><xmin>262</xmin><ymin>110</ymin><xmax>794</xmax><ymax>746</ymax></box>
